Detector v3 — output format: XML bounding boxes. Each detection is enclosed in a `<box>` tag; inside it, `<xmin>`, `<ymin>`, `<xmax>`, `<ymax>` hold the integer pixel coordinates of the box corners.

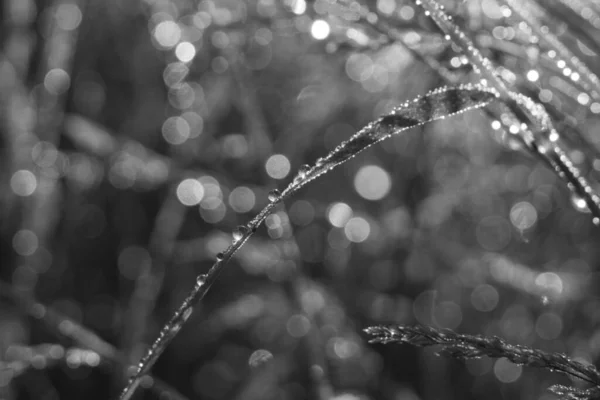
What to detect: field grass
<box><xmin>2</xmin><ymin>0</ymin><xmax>600</xmax><ymax>399</ymax></box>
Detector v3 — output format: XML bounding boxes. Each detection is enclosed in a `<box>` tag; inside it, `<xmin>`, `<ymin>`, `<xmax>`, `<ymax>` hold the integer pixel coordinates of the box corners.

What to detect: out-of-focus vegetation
<box><xmin>2</xmin><ymin>0</ymin><xmax>600</xmax><ymax>399</ymax></box>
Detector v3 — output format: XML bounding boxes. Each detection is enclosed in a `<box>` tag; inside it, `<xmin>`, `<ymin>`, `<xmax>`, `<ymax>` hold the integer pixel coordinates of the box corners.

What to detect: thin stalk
<box><xmin>415</xmin><ymin>0</ymin><xmax>600</xmax><ymax>223</ymax></box>
<box><xmin>118</xmin><ymin>84</ymin><xmax>497</xmax><ymax>400</ymax></box>
<box><xmin>501</xmin><ymin>0</ymin><xmax>600</xmax><ymax>102</ymax></box>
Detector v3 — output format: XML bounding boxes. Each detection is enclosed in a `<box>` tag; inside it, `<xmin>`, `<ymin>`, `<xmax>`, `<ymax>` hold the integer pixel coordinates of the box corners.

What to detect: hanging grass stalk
<box><xmin>413</xmin><ymin>0</ymin><xmax>600</xmax><ymax>223</ymax></box>
<box><xmin>118</xmin><ymin>84</ymin><xmax>497</xmax><ymax>400</ymax></box>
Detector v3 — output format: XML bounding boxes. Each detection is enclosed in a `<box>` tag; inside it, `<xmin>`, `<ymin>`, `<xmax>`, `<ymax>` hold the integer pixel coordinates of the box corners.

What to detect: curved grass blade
<box><xmin>414</xmin><ymin>0</ymin><xmax>600</xmax><ymax>223</ymax></box>
<box><xmin>118</xmin><ymin>84</ymin><xmax>497</xmax><ymax>400</ymax></box>
<box><xmin>365</xmin><ymin>325</ymin><xmax>600</xmax><ymax>386</ymax></box>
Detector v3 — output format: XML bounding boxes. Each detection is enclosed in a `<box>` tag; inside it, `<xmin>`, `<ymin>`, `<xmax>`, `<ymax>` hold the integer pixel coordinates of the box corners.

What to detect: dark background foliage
<box><xmin>1</xmin><ymin>0</ymin><xmax>600</xmax><ymax>399</ymax></box>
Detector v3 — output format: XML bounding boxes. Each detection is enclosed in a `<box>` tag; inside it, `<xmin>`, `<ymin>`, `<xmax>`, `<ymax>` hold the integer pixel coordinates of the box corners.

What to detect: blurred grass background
<box><xmin>2</xmin><ymin>0</ymin><xmax>600</xmax><ymax>399</ymax></box>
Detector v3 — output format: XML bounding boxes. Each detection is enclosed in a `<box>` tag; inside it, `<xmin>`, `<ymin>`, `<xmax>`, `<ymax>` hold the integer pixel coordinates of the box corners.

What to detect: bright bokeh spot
<box><xmin>162</xmin><ymin>116</ymin><xmax>190</xmax><ymax>145</ymax></box>
<box><xmin>536</xmin><ymin>312</ymin><xmax>563</xmax><ymax>340</ymax></box>
<box><xmin>291</xmin><ymin>0</ymin><xmax>306</xmax><ymax>14</ymax></box>
<box><xmin>289</xmin><ymin>200</ymin><xmax>315</xmax><ymax>226</ymax></box>
<box><xmin>526</xmin><ymin>69</ymin><xmax>539</xmax><ymax>82</ymax></box>
<box><xmin>327</xmin><ymin>202</ymin><xmax>353</xmax><ymax>227</ymax></box>
<box><xmin>354</xmin><ymin>165</ymin><xmax>391</xmax><ymax>200</ymax></box>
<box><xmin>228</xmin><ymin>186</ymin><xmax>256</xmax><ymax>213</ymax></box>
<box><xmin>311</xmin><ymin>19</ymin><xmax>330</xmax><ymax>40</ymax></box>
<box><xmin>330</xmin><ymin>337</ymin><xmax>360</xmax><ymax>359</ymax></box>
<box><xmin>13</xmin><ymin>229</ymin><xmax>38</xmax><ymax>256</ymax></box>
<box><xmin>175</xmin><ymin>42</ymin><xmax>196</xmax><ymax>63</ymax></box>
<box><xmin>55</xmin><ymin>3</ymin><xmax>82</xmax><ymax>31</ymax></box>
<box><xmin>265</xmin><ymin>154</ymin><xmax>291</xmax><ymax>179</ymax></box>
<box><xmin>345</xmin><ymin>53</ymin><xmax>374</xmax><ymax>82</ymax></box>
<box><xmin>535</xmin><ymin>272</ymin><xmax>563</xmax><ymax>295</ymax></box>
<box><xmin>44</xmin><ymin>68</ymin><xmax>70</xmax><ymax>95</ymax></box>
<box><xmin>118</xmin><ymin>246</ymin><xmax>150</xmax><ymax>280</ymax></box>
<box><xmin>509</xmin><ymin>201</ymin><xmax>538</xmax><ymax>230</ymax></box>
<box><xmin>399</xmin><ymin>5</ymin><xmax>415</xmax><ymax>20</ymax></box>
<box><xmin>176</xmin><ymin>179</ymin><xmax>205</xmax><ymax>206</ymax></box>
<box><xmin>181</xmin><ymin>111</ymin><xmax>204</xmax><ymax>138</ymax></box>
<box><xmin>32</xmin><ymin>141</ymin><xmax>59</xmax><ymax>168</ymax></box>
<box><xmin>222</xmin><ymin>134</ymin><xmax>248</xmax><ymax>158</ymax></box>
<box><xmin>154</xmin><ymin>20</ymin><xmax>181</xmax><ymax>48</ymax></box>
<box><xmin>377</xmin><ymin>0</ymin><xmax>396</xmax><ymax>15</ymax></box>
<box><xmin>471</xmin><ymin>284</ymin><xmax>499</xmax><ymax>312</ymax></box>
<box><xmin>344</xmin><ymin>217</ymin><xmax>370</xmax><ymax>242</ymax></box>
<box><xmin>169</xmin><ymin>82</ymin><xmax>196</xmax><ymax>109</ymax></box>
<box><xmin>163</xmin><ymin>62</ymin><xmax>189</xmax><ymax>87</ymax></box>
<box><xmin>434</xmin><ymin>301</ymin><xmax>462</xmax><ymax>329</ymax></box>
<box><xmin>11</xmin><ymin>170</ymin><xmax>37</xmax><ymax>196</ymax></box>
<box><xmin>286</xmin><ymin>314</ymin><xmax>311</xmax><ymax>338</ymax></box>
<box><xmin>494</xmin><ymin>358</ymin><xmax>522</xmax><ymax>383</ymax></box>
<box><xmin>578</xmin><ymin>93</ymin><xmax>590</xmax><ymax>105</ymax></box>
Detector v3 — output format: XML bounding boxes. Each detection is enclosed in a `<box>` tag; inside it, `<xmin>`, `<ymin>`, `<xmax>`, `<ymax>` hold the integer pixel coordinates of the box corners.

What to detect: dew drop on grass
<box><xmin>297</xmin><ymin>164</ymin><xmax>310</xmax><ymax>179</ymax></box>
<box><xmin>232</xmin><ymin>225</ymin><xmax>247</xmax><ymax>243</ymax></box>
<box><xmin>268</xmin><ymin>189</ymin><xmax>281</xmax><ymax>202</ymax></box>
<box><xmin>169</xmin><ymin>323</ymin><xmax>182</xmax><ymax>334</ymax></box>
<box><xmin>571</xmin><ymin>193</ymin><xmax>590</xmax><ymax>213</ymax></box>
<box><xmin>216</xmin><ymin>252</ymin><xmax>224</xmax><ymax>261</ymax></box>
<box><xmin>196</xmin><ymin>274</ymin><xmax>207</xmax><ymax>286</ymax></box>
<box><xmin>182</xmin><ymin>307</ymin><xmax>193</xmax><ymax>322</ymax></box>
<box><xmin>594</xmin><ymin>217</ymin><xmax>600</xmax><ymax>226</ymax></box>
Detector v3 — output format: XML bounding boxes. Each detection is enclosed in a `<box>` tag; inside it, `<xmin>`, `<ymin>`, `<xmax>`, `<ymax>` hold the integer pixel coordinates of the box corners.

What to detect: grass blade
<box><xmin>118</xmin><ymin>84</ymin><xmax>497</xmax><ymax>400</ymax></box>
<box><xmin>414</xmin><ymin>0</ymin><xmax>600</xmax><ymax>223</ymax></box>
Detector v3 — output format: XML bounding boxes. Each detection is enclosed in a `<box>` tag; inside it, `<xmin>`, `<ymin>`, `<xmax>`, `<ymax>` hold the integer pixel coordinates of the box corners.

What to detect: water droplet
<box><xmin>182</xmin><ymin>307</ymin><xmax>193</xmax><ymax>322</ymax></box>
<box><xmin>232</xmin><ymin>225</ymin><xmax>248</xmax><ymax>243</ymax></box>
<box><xmin>216</xmin><ymin>252</ymin><xmax>225</xmax><ymax>261</ymax></box>
<box><xmin>268</xmin><ymin>189</ymin><xmax>281</xmax><ymax>202</ymax></box>
<box><xmin>196</xmin><ymin>274</ymin><xmax>207</xmax><ymax>286</ymax></box>
<box><xmin>298</xmin><ymin>164</ymin><xmax>310</xmax><ymax>178</ymax></box>
<box><xmin>571</xmin><ymin>194</ymin><xmax>590</xmax><ymax>213</ymax></box>
<box><xmin>594</xmin><ymin>217</ymin><xmax>600</xmax><ymax>226</ymax></box>
<box><xmin>169</xmin><ymin>323</ymin><xmax>182</xmax><ymax>334</ymax></box>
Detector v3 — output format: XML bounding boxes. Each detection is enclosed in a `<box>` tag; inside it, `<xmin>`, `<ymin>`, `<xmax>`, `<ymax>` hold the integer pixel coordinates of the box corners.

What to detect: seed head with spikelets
<box><xmin>365</xmin><ymin>325</ymin><xmax>600</xmax><ymax>399</ymax></box>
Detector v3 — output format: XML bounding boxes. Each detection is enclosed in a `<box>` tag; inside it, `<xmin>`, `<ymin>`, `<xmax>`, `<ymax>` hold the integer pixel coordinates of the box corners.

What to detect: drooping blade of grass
<box><xmin>414</xmin><ymin>0</ymin><xmax>600</xmax><ymax>223</ymax></box>
<box><xmin>365</xmin><ymin>325</ymin><xmax>600</xmax><ymax>386</ymax></box>
<box><xmin>118</xmin><ymin>84</ymin><xmax>497</xmax><ymax>400</ymax></box>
